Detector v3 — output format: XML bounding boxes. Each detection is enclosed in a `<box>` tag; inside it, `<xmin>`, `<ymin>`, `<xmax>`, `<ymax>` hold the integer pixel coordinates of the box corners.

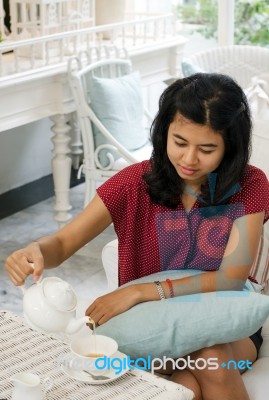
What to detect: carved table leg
<box><xmin>50</xmin><ymin>114</ymin><xmax>72</xmax><ymax>226</ymax></box>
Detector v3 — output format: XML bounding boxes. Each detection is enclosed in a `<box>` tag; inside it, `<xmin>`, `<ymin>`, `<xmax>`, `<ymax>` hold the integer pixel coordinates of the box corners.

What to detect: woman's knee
<box><xmin>191</xmin><ymin>343</ymin><xmax>233</xmax><ymax>362</ymax></box>
<box><xmin>187</xmin><ymin>343</ymin><xmax>235</xmax><ymax>384</ymax></box>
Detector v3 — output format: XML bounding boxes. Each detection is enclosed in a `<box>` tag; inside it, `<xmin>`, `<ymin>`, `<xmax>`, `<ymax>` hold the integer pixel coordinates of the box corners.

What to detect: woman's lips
<box><xmin>179</xmin><ymin>165</ymin><xmax>198</xmax><ymax>175</ymax></box>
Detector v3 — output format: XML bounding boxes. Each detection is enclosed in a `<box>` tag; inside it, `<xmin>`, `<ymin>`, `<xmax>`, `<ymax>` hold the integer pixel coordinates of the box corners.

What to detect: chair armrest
<box><xmin>101</xmin><ymin>239</ymin><xmax>119</xmax><ymax>292</ymax></box>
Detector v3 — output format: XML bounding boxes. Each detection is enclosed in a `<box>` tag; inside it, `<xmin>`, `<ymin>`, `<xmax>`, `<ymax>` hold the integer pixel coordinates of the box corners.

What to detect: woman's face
<box><xmin>167</xmin><ymin>113</ymin><xmax>225</xmax><ymax>190</ymax></box>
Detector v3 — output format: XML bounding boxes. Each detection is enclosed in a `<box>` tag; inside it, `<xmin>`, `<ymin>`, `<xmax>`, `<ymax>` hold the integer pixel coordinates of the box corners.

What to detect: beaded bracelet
<box><xmin>166</xmin><ymin>278</ymin><xmax>175</xmax><ymax>298</ymax></box>
<box><xmin>154</xmin><ymin>281</ymin><xmax>166</xmax><ymax>300</ymax></box>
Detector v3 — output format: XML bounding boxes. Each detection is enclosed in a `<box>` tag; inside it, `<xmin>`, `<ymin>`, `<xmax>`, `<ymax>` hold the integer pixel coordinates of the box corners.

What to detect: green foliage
<box><xmin>235</xmin><ymin>0</ymin><xmax>269</xmax><ymax>45</ymax></box>
<box><xmin>177</xmin><ymin>0</ymin><xmax>269</xmax><ymax>47</ymax></box>
<box><xmin>177</xmin><ymin>0</ymin><xmax>217</xmax><ymax>25</ymax></box>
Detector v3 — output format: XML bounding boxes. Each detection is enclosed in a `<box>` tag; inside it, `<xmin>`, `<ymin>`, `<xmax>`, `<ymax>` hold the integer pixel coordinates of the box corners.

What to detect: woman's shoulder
<box><xmin>96</xmin><ymin>160</ymin><xmax>152</xmax><ymax>220</ymax></box>
<box><xmin>97</xmin><ymin>160</ymin><xmax>151</xmax><ymax>197</ymax></box>
<box><xmin>227</xmin><ymin>165</ymin><xmax>268</xmax><ymax>203</ymax></box>
<box><xmin>231</xmin><ymin>164</ymin><xmax>269</xmax><ymax>222</ymax></box>
<box><xmin>241</xmin><ymin>165</ymin><xmax>268</xmax><ymax>187</ymax></box>
<box><xmin>111</xmin><ymin>160</ymin><xmax>151</xmax><ymax>185</ymax></box>
<box><xmin>122</xmin><ymin>159</ymin><xmax>151</xmax><ymax>175</ymax></box>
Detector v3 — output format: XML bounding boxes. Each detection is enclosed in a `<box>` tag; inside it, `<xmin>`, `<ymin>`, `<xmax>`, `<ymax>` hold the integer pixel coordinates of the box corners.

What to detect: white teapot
<box><xmin>21</xmin><ymin>276</ymin><xmax>91</xmax><ymax>334</ymax></box>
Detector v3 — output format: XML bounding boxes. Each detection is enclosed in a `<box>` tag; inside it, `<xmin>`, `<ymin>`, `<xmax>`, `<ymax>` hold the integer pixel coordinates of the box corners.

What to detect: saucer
<box><xmin>61</xmin><ymin>351</ymin><xmax>129</xmax><ymax>384</ymax></box>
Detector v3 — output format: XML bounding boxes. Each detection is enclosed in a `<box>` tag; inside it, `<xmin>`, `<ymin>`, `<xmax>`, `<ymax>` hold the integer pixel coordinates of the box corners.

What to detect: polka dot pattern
<box><xmin>97</xmin><ymin>161</ymin><xmax>269</xmax><ymax>286</ymax></box>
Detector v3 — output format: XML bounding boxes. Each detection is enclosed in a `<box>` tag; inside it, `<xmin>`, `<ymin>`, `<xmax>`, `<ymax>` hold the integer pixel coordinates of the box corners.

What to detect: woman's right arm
<box><xmin>5</xmin><ymin>194</ymin><xmax>112</xmax><ymax>286</ymax></box>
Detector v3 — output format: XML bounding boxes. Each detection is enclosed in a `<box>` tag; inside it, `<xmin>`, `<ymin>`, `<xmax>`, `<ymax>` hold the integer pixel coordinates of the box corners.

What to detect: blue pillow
<box><xmin>88</xmin><ymin>71</ymin><xmax>148</xmax><ymax>167</ymax></box>
<box><xmin>96</xmin><ymin>270</ymin><xmax>269</xmax><ymax>359</ymax></box>
<box><xmin>181</xmin><ymin>61</ymin><xmax>205</xmax><ymax>77</ymax></box>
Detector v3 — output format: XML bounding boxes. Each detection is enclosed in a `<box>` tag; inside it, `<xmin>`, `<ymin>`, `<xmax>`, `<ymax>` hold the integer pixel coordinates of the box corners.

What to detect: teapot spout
<box><xmin>65</xmin><ymin>316</ymin><xmax>92</xmax><ymax>334</ymax></box>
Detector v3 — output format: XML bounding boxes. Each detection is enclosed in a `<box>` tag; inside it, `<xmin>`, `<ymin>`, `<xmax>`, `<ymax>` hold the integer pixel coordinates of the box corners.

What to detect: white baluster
<box><xmin>14</xmin><ymin>48</ymin><xmax>19</xmax><ymax>73</ymax></box>
<box><xmin>30</xmin><ymin>1</ymin><xmax>37</xmax><ymax>37</ymax></box>
<box><xmin>30</xmin><ymin>44</ymin><xmax>35</xmax><ymax>68</ymax></box>
<box><xmin>50</xmin><ymin>114</ymin><xmax>72</xmax><ymax>226</ymax></box>
<box><xmin>0</xmin><ymin>52</ymin><xmax>2</xmax><ymax>76</ymax></box>
<box><xmin>45</xmin><ymin>41</ymin><xmax>49</xmax><ymax>65</ymax></box>
<box><xmin>69</xmin><ymin>112</ymin><xmax>83</xmax><ymax>170</ymax></box>
<box><xmin>0</xmin><ymin>0</ymin><xmax>5</xmax><ymax>38</ymax></box>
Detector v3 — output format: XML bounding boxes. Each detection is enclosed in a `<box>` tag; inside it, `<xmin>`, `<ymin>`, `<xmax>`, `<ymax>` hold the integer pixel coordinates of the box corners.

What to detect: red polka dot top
<box><xmin>97</xmin><ymin>161</ymin><xmax>269</xmax><ymax>286</ymax></box>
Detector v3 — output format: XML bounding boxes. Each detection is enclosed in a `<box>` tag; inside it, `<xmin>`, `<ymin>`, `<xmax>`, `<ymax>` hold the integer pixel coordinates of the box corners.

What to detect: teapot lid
<box><xmin>42</xmin><ymin>277</ymin><xmax>77</xmax><ymax>311</ymax></box>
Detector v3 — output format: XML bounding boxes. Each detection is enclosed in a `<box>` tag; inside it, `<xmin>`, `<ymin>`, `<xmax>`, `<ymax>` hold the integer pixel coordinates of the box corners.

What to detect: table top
<box><xmin>0</xmin><ymin>310</ymin><xmax>193</xmax><ymax>400</ymax></box>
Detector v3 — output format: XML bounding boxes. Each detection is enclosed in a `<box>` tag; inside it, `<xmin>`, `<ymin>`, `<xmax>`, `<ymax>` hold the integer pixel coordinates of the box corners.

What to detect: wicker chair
<box><xmin>181</xmin><ymin>45</ymin><xmax>269</xmax><ymax>88</ymax></box>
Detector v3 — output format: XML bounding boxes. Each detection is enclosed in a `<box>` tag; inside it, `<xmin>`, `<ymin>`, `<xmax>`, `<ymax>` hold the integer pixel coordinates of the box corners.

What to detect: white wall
<box><xmin>0</xmin><ymin>118</ymin><xmax>53</xmax><ymax>194</ymax></box>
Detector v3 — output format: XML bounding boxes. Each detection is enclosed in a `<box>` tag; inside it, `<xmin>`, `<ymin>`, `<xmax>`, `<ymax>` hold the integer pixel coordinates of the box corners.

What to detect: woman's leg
<box><xmin>156</xmin><ymin>337</ymin><xmax>256</xmax><ymax>400</ymax></box>
<box><xmin>170</xmin><ymin>369</ymin><xmax>203</xmax><ymax>400</ymax></box>
<box><xmin>185</xmin><ymin>338</ymin><xmax>257</xmax><ymax>400</ymax></box>
<box><xmin>156</xmin><ymin>357</ymin><xmax>202</xmax><ymax>399</ymax></box>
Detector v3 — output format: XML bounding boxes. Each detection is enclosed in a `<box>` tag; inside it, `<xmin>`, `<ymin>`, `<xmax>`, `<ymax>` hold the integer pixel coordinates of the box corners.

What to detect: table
<box><xmin>0</xmin><ymin>310</ymin><xmax>193</xmax><ymax>400</ymax></box>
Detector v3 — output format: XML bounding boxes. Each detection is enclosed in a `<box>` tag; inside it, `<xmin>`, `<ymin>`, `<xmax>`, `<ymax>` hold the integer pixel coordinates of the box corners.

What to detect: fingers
<box><xmin>85</xmin><ymin>287</ymin><xmax>137</xmax><ymax>326</ymax></box>
<box><xmin>5</xmin><ymin>243</ymin><xmax>44</xmax><ymax>286</ymax></box>
<box><xmin>96</xmin><ymin>314</ymin><xmax>112</xmax><ymax>325</ymax></box>
<box><xmin>85</xmin><ymin>285</ymin><xmax>138</xmax><ymax>325</ymax></box>
<box><xmin>85</xmin><ymin>301</ymin><xmax>104</xmax><ymax>326</ymax></box>
<box><xmin>31</xmin><ymin>255</ymin><xmax>44</xmax><ymax>281</ymax></box>
<box><xmin>89</xmin><ymin>311</ymin><xmax>107</xmax><ymax>326</ymax></box>
<box><xmin>85</xmin><ymin>303</ymin><xmax>99</xmax><ymax>325</ymax></box>
<box><xmin>85</xmin><ymin>302</ymin><xmax>95</xmax><ymax>318</ymax></box>
<box><xmin>85</xmin><ymin>297</ymin><xmax>114</xmax><ymax>326</ymax></box>
<box><xmin>6</xmin><ymin>253</ymin><xmax>34</xmax><ymax>286</ymax></box>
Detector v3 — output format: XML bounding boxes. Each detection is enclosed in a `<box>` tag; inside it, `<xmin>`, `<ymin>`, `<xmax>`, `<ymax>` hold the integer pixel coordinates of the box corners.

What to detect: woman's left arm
<box><xmin>214</xmin><ymin>211</ymin><xmax>265</xmax><ymax>289</ymax></box>
<box><xmin>139</xmin><ymin>211</ymin><xmax>265</xmax><ymax>299</ymax></box>
<box><xmin>138</xmin><ymin>211</ymin><xmax>265</xmax><ymax>300</ymax></box>
<box><xmin>86</xmin><ymin>212</ymin><xmax>264</xmax><ymax>325</ymax></box>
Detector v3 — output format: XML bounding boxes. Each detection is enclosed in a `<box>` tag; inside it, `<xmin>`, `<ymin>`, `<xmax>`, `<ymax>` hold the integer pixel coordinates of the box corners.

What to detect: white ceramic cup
<box><xmin>69</xmin><ymin>334</ymin><xmax>118</xmax><ymax>372</ymax></box>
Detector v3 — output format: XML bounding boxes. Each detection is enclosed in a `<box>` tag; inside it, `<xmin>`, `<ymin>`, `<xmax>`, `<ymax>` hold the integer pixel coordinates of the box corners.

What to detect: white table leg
<box><xmin>169</xmin><ymin>41</ymin><xmax>186</xmax><ymax>78</ymax></box>
<box><xmin>50</xmin><ymin>114</ymin><xmax>72</xmax><ymax>226</ymax></box>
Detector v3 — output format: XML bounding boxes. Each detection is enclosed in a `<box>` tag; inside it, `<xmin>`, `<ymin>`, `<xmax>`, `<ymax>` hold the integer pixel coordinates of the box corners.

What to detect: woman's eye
<box><xmin>200</xmin><ymin>149</ymin><xmax>214</xmax><ymax>154</ymax></box>
<box><xmin>175</xmin><ymin>142</ymin><xmax>186</xmax><ymax>147</ymax></box>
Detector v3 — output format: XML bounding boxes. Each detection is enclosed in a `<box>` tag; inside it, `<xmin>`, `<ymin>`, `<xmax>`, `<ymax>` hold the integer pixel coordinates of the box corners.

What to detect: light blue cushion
<box><xmin>88</xmin><ymin>71</ymin><xmax>147</xmax><ymax>167</ymax></box>
<box><xmin>181</xmin><ymin>61</ymin><xmax>205</xmax><ymax>77</ymax></box>
<box><xmin>96</xmin><ymin>270</ymin><xmax>269</xmax><ymax>359</ymax></box>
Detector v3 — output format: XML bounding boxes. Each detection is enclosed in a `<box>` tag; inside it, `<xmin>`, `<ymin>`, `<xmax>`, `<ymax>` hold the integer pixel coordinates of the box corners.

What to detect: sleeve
<box><xmin>229</xmin><ymin>166</ymin><xmax>269</xmax><ymax>223</ymax></box>
<box><xmin>96</xmin><ymin>162</ymin><xmax>144</xmax><ymax>222</ymax></box>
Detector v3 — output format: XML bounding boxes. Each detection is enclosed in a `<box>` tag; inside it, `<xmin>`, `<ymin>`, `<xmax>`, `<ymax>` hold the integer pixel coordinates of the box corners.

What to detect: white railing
<box><xmin>0</xmin><ymin>14</ymin><xmax>178</xmax><ymax>79</ymax></box>
<box><xmin>0</xmin><ymin>0</ymin><xmax>4</xmax><ymax>40</ymax></box>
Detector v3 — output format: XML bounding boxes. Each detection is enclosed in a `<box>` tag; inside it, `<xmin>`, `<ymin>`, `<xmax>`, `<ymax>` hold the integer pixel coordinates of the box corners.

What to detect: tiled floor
<box><xmin>0</xmin><ymin>183</ymin><xmax>116</xmax><ymax>316</ymax></box>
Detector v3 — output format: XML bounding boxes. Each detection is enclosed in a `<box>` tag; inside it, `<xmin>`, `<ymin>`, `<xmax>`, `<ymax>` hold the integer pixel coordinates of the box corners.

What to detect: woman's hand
<box><xmin>85</xmin><ymin>285</ymin><xmax>141</xmax><ymax>326</ymax></box>
<box><xmin>5</xmin><ymin>242</ymin><xmax>44</xmax><ymax>286</ymax></box>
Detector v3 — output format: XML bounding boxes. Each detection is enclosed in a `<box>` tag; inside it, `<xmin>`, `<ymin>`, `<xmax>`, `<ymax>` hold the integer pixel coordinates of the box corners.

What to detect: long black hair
<box><xmin>143</xmin><ymin>73</ymin><xmax>252</xmax><ymax>208</ymax></box>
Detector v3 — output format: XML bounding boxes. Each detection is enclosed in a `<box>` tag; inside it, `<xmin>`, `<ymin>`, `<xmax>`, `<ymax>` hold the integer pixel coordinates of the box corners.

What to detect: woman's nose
<box><xmin>182</xmin><ymin>148</ymin><xmax>198</xmax><ymax>165</ymax></box>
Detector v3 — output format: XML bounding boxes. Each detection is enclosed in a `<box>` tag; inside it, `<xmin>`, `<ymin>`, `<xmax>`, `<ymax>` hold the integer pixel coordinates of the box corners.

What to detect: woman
<box><xmin>6</xmin><ymin>73</ymin><xmax>269</xmax><ymax>399</ymax></box>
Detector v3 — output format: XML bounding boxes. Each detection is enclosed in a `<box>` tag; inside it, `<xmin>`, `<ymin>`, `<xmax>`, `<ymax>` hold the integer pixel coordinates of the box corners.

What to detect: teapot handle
<box><xmin>19</xmin><ymin>263</ymin><xmax>43</xmax><ymax>295</ymax></box>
